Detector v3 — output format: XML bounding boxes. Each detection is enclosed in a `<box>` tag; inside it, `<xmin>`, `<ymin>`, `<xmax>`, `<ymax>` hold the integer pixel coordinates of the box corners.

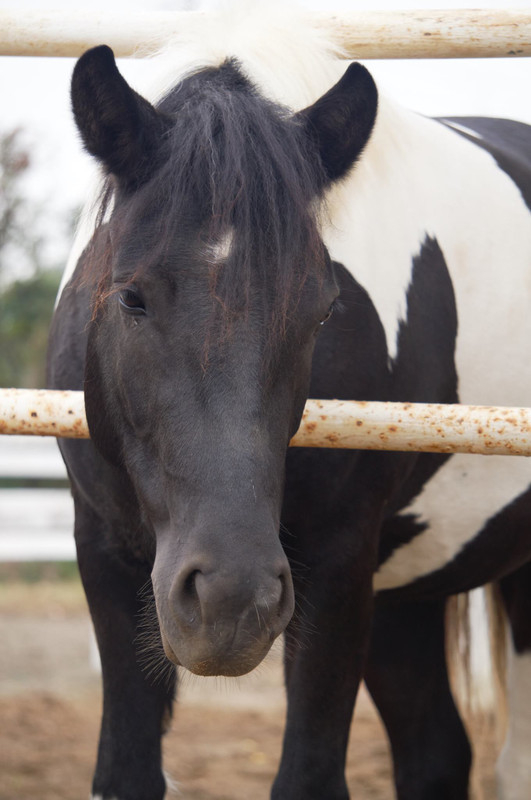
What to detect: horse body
<box><xmin>47</xmin><ymin>9</ymin><xmax>531</xmax><ymax>799</ymax></box>
<box><xmin>325</xmin><ymin>98</ymin><xmax>531</xmax><ymax>800</ymax></box>
<box><xmin>328</xmin><ymin>103</ymin><xmax>531</xmax><ymax>594</ymax></box>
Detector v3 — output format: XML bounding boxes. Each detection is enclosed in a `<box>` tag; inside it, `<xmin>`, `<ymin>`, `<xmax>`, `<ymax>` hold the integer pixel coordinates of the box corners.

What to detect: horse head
<box><xmin>71</xmin><ymin>45</ymin><xmax>377</xmax><ymax>676</ymax></box>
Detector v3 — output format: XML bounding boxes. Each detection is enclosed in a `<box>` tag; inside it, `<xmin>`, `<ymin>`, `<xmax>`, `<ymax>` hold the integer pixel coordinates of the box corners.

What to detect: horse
<box><xmin>47</xmin><ymin>8</ymin><xmax>531</xmax><ymax>799</ymax></box>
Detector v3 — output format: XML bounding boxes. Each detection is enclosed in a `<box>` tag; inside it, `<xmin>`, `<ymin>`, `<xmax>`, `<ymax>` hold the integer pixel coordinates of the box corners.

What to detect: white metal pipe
<box><xmin>1</xmin><ymin>389</ymin><xmax>531</xmax><ymax>456</ymax></box>
<box><xmin>0</xmin><ymin>9</ymin><xmax>530</xmax><ymax>59</ymax></box>
<box><xmin>0</xmin><ymin>389</ymin><xmax>87</xmax><ymax>439</ymax></box>
<box><xmin>295</xmin><ymin>399</ymin><xmax>531</xmax><ymax>456</ymax></box>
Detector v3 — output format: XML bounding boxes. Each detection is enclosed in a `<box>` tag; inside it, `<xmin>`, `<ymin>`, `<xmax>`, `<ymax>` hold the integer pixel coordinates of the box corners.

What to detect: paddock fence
<box><xmin>1</xmin><ymin>8</ymin><xmax>531</xmax><ymax>465</ymax></box>
<box><xmin>0</xmin><ymin>9</ymin><xmax>530</xmax><ymax>59</ymax></box>
<box><xmin>1</xmin><ymin>389</ymin><xmax>531</xmax><ymax>457</ymax></box>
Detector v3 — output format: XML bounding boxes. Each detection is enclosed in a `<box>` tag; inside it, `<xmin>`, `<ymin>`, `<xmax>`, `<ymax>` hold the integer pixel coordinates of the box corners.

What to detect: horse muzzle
<box><xmin>152</xmin><ymin>550</ymin><xmax>295</xmax><ymax>676</ymax></box>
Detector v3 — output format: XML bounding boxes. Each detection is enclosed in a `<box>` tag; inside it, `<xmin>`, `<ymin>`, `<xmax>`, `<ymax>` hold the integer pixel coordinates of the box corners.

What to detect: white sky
<box><xmin>0</xmin><ymin>0</ymin><xmax>530</xmax><ymax>273</ymax></box>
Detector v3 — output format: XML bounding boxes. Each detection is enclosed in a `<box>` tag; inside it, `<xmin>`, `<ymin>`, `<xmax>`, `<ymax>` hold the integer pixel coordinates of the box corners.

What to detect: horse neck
<box><xmin>322</xmin><ymin>95</ymin><xmax>481</xmax><ymax>360</ymax></box>
<box><xmin>322</xmin><ymin>97</ymin><xmax>433</xmax><ymax>356</ymax></box>
<box><xmin>322</xmin><ymin>92</ymin><xmax>531</xmax><ymax>389</ymax></box>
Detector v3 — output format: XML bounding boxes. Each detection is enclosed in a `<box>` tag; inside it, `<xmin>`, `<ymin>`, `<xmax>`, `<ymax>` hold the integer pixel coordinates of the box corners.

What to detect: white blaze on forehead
<box><xmin>204</xmin><ymin>229</ymin><xmax>235</xmax><ymax>264</ymax></box>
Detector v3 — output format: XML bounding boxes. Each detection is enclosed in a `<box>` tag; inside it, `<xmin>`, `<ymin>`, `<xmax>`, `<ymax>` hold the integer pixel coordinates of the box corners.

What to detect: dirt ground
<box><xmin>0</xmin><ymin>579</ymin><xmax>499</xmax><ymax>800</ymax></box>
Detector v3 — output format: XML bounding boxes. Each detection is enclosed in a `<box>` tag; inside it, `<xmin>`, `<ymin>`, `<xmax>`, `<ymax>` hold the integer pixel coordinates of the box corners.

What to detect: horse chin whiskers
<box><xmin>177</xmin><ymin>664</ymin><xmax>254</xmax><ymax>705</ymax></box>
<box><xmin>135</xmin><ymin>584</ymin><xmax>176</xmax><ymax>691</ymax></box>
<box><xmin>283</xmin><ymin>598</ymin><xmax>318</xmax><ymax>660</ymax></box>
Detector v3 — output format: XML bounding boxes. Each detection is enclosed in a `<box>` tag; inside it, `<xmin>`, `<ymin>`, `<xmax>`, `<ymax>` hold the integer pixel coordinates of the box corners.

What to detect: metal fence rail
<box><xmin>1</xmin><ymin>389</ymin><xmax>531</xmax><ymax>457</ymax></box>
<box><xmin>0</xmin><ymin>9</ymin><xmax>530</xmax><ymax>59</ymax></box>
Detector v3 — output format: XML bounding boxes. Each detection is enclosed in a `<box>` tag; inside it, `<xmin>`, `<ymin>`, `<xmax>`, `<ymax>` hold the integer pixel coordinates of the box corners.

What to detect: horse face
<box><xmin>73</xmin><ymin>48</ymin><xmax>376</xmax><ymax>676</ymax></box>
<box><xmin>93</xmin><ymin>235</ymin><xmax>340</xmax><ymax>675</ymax></box>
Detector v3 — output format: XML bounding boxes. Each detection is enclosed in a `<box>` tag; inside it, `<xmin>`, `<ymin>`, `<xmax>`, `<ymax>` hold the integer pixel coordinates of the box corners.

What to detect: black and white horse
<box><xmin>47</xmin><ymin>8</ymin><xmax>531</xmax><ymax>799</ymax></box>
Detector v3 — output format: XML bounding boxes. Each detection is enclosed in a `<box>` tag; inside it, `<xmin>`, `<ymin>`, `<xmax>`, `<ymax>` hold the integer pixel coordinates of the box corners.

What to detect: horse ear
<box><xmin>71</xmin><ymin>45</ymin><xmax>169</xmax><ymax>188</ymax></box>
<box><xmin>298</xmin><ymin>62</ymin><xmax>378</xmax><ymax>186</ymax></box>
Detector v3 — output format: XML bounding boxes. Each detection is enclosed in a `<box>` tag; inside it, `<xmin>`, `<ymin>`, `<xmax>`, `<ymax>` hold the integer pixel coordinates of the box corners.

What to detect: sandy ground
<box><xmin>0</xmin><ymin>580</ymin><xmax>499</xmax><ymax>800</ymax></box>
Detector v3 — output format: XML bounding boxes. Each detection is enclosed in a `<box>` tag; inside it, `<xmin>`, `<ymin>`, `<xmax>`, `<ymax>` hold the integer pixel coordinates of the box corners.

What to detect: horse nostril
<box><xmin>183</xmin><ymin>569</ymin><xmax>200</xmax><ymax>601</ymax></box>
<box><xmin>175</xmin><ymin>568</ymin><xmax>202</xmax><ymax>629</ymax></box>
<box><xmin>270</xmin><ymin>570</ymin><xmax>295</xmax><ymax>636</ymax></box>
<box><xmin>278</xmin><ymin>572</ymin><xmax>286</xmax><ymax>607</ymax></box>
<box><xmin>170</xmin><ymin>559</ymin><xmax>294</xmax><ymax>638</ymax></box>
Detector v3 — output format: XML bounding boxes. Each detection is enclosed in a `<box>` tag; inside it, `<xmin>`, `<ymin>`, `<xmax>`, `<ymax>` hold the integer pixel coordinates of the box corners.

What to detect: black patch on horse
<box><xmin>391</xmin><ymin>235</ymin><xmax>458</xmax><ymax>405</ymax></box>
<box><xmin>441</xmin><ymin>116</ymin><xmax>531</xmax><ymax>210</ymax></box>
<box><xmin>378</xmin><ymin>235</ymin><xmax>459</xmax><ymax>563</ymax></box>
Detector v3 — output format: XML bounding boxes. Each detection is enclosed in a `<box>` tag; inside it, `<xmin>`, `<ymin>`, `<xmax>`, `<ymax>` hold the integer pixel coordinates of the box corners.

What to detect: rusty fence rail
<box><xmin>0</xmin><ymin>9</ymin><xmax>530</xmax><ymax>59</ymax></box>
<box><xmin>1</xmin><ymin>389</ymin><xmax>531</xmax><ymax>457</ymax></box>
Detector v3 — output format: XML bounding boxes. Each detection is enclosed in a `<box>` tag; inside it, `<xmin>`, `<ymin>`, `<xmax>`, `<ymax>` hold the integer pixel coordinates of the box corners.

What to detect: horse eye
<box><xmin>118</xmin><ymin>288</ymin><xmax>146</xmax><ymax>316</ymax></box>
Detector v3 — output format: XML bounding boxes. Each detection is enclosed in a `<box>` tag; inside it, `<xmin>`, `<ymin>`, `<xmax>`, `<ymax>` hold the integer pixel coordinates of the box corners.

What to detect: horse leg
<box><xmin>364</xmin><ymin>597</ymin><xmax>471</xmax><ymax>800</ymax></box>
<box><xmin>271</xmin><ymin>518</ymin><xmax>378</xmax><ymax>800</ymax></box>
<box><xmin>497</xmin><ymin>562</ymin><xmax>531</xmax><ymax>800</ymax></box>
<box><xmin>74</xmin><ymin>499</ymin><xmax>176</xmax><ymax>800</ymax></box>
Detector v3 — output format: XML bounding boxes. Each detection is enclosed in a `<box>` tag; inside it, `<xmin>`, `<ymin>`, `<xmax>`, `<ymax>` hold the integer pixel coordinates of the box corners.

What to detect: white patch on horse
<box><xmin>89</xmin><ymin>772</ymin><xmax>176</xmax><ymax>798</ymax></box>
<box><xmin>496</xmin><ymin>646</ymin><xmax>531</xmax><ymax>799</ymax></box>
<box><xmin>163</xmin><ymin>769</ymin><xmax>179</xmax><ymax>795</ymax></box>
<box><xmin>373</xmin><ymin>454</ymin><xmax>531</xmax><ymax>591</ymax></box>
<box><xmin>55</xmin><ymin>171</ymin><xmax>109</xmax><ymax>307</ymax></box>
<box><xmin>204</xmin><ymin>229</ymin><xmax>234</xmax><ymax>264</ymax></box>
<box><xmin>140</xmin><ymin>2</ymin><xmax>345</xmax><ymax>113</ymax></box>
<box><xmin>91</xmin><ymin>795</ymin><xmax>120</xmax><ymax>800</ymax></box>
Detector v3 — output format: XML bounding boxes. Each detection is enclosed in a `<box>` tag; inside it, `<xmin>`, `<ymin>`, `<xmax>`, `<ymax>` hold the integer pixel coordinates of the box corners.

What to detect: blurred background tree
<box><xmin>0</xmin><ymin>129</ymin><xmax>73</xmax><ymax>388</ymax></box>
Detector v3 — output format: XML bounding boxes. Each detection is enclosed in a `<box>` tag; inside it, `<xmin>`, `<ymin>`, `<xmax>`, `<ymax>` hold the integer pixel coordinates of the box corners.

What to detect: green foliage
<box><xmin>0</xmin><ymin>129</ymin><xmax>42</xmax><ymax>281</ymax></box>
<box><xmin>0</xmin><ymin>268</ymin><xmax>61</xmax><ymax>387</ymax></box>
<box><xmin>0</xmin><ymin>129</ymin><xmax>72</xmax><ymax>388</ymax></box>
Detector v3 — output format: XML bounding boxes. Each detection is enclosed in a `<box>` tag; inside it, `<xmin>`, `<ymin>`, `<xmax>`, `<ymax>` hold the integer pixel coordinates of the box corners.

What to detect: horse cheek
<box><xmin>84</xmin><ymin>325</ymin><xmax>123</xmax><ymax>467</ymax></box>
